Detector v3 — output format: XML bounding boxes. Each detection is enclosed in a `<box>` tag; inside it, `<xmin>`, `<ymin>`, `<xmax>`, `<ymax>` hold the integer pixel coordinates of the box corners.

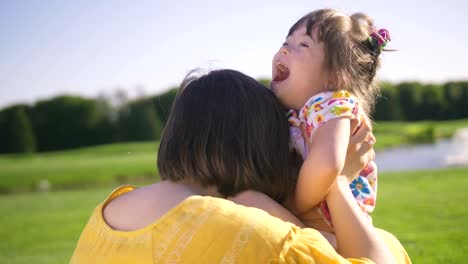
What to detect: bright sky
<box><xmin>1</xmin><ymin>0</ymin><xmax>467</xmax><ymax>108</ymax></box>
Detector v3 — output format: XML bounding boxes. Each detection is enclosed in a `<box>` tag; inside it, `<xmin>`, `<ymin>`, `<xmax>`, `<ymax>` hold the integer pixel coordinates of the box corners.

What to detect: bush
<box><xmin>405</xmin><ymin>124</ymin><xmax>436</xmax><ymax>144</ymax></box>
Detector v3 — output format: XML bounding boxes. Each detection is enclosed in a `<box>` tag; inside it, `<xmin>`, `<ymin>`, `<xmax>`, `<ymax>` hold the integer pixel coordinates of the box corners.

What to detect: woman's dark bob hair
<box><xmin>157</xmin><ymin>69</ymin><xmax>298</xmax><ymax>203</ymax></box>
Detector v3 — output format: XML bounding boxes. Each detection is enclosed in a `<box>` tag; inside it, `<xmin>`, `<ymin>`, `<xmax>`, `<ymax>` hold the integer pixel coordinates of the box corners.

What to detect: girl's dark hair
<box><xmin>157</xmin><ymin>69</ymin><xmax>297</xmax><ymax>203</ymax></box>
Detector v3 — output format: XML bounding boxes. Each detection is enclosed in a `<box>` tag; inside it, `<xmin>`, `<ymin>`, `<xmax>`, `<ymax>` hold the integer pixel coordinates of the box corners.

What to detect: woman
<box><xmin>71</xmin><ymin>69</ymin><xmax>409</xmax><ymax>263</ymax></box>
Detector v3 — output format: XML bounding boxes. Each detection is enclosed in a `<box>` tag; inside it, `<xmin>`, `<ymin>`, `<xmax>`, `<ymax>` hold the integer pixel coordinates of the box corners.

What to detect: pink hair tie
<box><xmin>368</xmin><ymin>28</ymin><xmax>391</xmax><ymax>53</ymax></box>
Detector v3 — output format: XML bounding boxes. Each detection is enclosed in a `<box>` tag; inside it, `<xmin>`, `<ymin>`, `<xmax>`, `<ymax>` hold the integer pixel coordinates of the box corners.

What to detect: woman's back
<box><xmin>71</xmin><ymin>186</ymin><xmax>387</xmax><ymax>264</ymax></box>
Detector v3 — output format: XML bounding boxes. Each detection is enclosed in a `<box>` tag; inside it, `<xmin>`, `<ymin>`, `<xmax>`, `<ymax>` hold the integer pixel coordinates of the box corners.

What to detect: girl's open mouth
<box><xmin>273</xmin><ymin>62</ymin><xmax>290</xmax><ymax>82</ymax></box>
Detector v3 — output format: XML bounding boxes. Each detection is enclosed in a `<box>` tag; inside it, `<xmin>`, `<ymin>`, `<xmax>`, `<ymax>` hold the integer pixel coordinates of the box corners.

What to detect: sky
<box><xmin>1</xmin><ymin>0</ymin><xmax>467</xmax><ymax>108</ymax></box>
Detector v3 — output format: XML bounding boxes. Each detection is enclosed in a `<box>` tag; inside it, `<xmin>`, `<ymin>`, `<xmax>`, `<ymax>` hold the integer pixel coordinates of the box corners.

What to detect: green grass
<box><xmin>1</xmin><ymin>168</ymin><xmax>467</xmax><ymax>263</ymax></box>
<box><xmin>373</xmin><ymin>119</ymin><xmax>468</xmax><ymax>150</ymax></box>
<box><xmin>373</xmin><ymin>168</ymin><xmax>468</xmax><ymax>263</ymax></box>
<box><xmin>0</xmin><ymin>187</ymin><xmax>112</xmax><ymax>264</ymax></box>
<box><xmin>0</xmin><ymin>142</ymin><xmax>159</xmax><ymax>194</ymax></box>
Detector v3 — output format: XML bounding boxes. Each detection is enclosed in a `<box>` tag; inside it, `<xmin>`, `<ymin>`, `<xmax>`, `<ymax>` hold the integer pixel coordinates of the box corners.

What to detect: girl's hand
<box><xmin>341</xmin><ymin>118</ymin><xmax>376</xmax><ymax>182</ymax></box>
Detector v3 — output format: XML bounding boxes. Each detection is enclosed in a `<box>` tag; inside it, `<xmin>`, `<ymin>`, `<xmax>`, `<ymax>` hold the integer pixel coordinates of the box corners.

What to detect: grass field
<box><xmin>373</xmin><ymin>119</ymin><xmax>468</xmax><ymax>150</ymax></box>
<box><xmin>1</xmin><ymin>168</ymin><xmax>467</xmax><ymax>263</ymax></box>
<box><xmin>1</xmin><ymin>119</ymin><xmax>467</xmax><ymax>194</ymax></box>
<box><xmin>0</xmin><ymin>188</ymin><xmax>109</xmax><ymax>264</ymax></box>
<box><xmin>373</xmin><ymin>168</ymin><xmax>468</xmax><ymax>263</ymax></box>
<box><xmin>0</xmin><ymin>142</ymin><xmax>159</xmax><ymax>194</ymax></box>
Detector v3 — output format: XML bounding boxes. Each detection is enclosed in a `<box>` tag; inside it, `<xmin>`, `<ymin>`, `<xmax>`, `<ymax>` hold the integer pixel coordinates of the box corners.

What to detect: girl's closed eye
<box><xmin>300</xmin><ymin>42</ymin><xmax>310</xmax><ymax>47</ymax></box>
<box><xmin>282</xmin><ymin>42</ymin><xmax>289</xmax><ymax>47</ymax></box>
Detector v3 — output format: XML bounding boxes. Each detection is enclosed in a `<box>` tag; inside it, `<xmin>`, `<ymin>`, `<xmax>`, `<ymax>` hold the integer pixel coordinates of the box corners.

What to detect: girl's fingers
<box><xmin>357</xmin><ymin>138</ymin><xmax>376</xmax><ymax>167</ymax></box>
<box><xmin>350</xmin><ymin>122</ymin><xmax>371</xmax><ymax>145</ymax></box>
<box><xmin>360</xmin><ymin>148</ymin><xmax>375</xmax><ymax>167</ymax></box>
<box><xmin>300</xmin><ymin>123</ymin><xmax>307</xmax><ymax>139</ymax></box>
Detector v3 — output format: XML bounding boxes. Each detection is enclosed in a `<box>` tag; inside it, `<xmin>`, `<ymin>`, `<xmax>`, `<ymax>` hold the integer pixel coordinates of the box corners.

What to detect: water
<box><xmin>376</xmin><ymin>128</ymin><xmax>468</xmax><ymax>172</ymax></box>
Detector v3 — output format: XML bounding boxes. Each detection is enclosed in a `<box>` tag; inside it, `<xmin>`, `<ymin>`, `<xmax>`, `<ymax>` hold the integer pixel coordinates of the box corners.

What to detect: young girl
<box><xmin>270</xmin><ymin>9</ymin><xmax>391</xmax><ymax>232</ymax></box>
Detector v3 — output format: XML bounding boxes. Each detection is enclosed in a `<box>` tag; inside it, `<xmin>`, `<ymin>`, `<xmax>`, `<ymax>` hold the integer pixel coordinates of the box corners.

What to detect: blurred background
<box><xmin>1</xmin><ymin>1</ymin><xmax>467</xmax><ymax>263</ymax></box>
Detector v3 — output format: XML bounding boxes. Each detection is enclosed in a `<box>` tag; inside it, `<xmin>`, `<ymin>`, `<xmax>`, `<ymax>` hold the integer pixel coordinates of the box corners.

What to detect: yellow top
<box><xmin>70</xmin><ymin>186</ymin><xmax>411</xmax><ymax>263</ymax></box>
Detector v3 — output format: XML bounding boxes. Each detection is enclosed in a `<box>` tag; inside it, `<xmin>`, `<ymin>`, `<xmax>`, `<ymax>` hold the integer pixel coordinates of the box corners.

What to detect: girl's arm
<box><xmin>292</xmin><ymin>117</ymin><xmax>351</xmax><ymax>214</ymax></box>
<box><xmin>322</xmin><ymin>119</ymin><xmax>392</xmax><ymax>263</ymax></box>
<box><xmin>326</xmin><ymin>176</ymin><xmax>394</xmax><ymax>263</ymax></box>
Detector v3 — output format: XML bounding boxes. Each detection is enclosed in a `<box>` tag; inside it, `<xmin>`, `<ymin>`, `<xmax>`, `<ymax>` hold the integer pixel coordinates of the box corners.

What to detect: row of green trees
<box><xmin>374</xmin><ymin>81</ymin><xmax>468</xmax><ymax>121</ymax></box>
<box><xmin>0</xmin><ymin>88</ymin><xmax>177</xmax><ymax>154</ymax></box>
<box><xmin>1</xmin><ymin>81</ymin><xmax>467</xmax><ymax>154</ymax></box>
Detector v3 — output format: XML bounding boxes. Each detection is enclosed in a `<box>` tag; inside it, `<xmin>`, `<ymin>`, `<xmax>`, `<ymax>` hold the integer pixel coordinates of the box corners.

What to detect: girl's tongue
<box><xmin>273</xmin><ymin>63</ymin><xmax>290</xmax><ymax>82</ymax></box>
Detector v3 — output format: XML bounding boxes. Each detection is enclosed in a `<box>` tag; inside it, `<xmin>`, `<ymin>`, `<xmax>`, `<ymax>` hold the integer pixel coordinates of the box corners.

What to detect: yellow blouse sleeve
<box><xmin>278</xmin><ymin>225</ymin><xmax>373</xmax><ymax>264</ymax></box>
<box><xmin>375</xmin><ymin>228</ymin><xmax>412</xmax><ymax>264</ymax></box>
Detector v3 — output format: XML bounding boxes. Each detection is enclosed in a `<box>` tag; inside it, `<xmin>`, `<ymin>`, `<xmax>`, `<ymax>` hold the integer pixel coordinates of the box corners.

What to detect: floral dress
<box><xmin>288</xmin><ymin>90</ymin><xmax>378</xmax><ymax>228</ymax></box>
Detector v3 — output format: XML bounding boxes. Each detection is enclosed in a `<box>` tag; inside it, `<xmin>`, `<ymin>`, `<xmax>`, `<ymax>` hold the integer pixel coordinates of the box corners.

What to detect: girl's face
<box><xmin>271</xmin><ymin>25</ymin><xmax>329</xmax><ymax>110</ymax></box>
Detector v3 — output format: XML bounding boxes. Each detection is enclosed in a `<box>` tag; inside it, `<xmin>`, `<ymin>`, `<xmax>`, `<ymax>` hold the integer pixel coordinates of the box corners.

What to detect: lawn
<box><xmin>373</xmin><ymin>119</ymin><xmax>468</xmax><ymax>150</ymax></box>
<box><xmin>0</xmin><ymin>142</ymin><xmax>159</xmax><ymax>194</ymax></box>
<box><xmin>1</xmin><ymin>167</ymin><xmax>467</xmax><ymax>263</ymax></box>
<box><xmin>372</xmin><ymin>168</ymin><xmax>468</xmax><ymax>263</ymax></box>
<box><xmin>0</xmin><ymin>187</ymin><xmax>110</xmax><ymax>264</ymax></box>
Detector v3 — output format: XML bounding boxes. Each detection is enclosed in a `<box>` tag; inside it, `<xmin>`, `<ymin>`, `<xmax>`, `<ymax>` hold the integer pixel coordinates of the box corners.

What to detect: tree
<box><xmin>5</xmin><ymin>107</ymin><xmax>36</xmax><ymax>153</ymax></box>
<box><xmin>443</xmin><ymin>82</ymin><xmax>464</xmax><ymax>119</ymax></box>
<box><xmin>151</xmin><ymin>88</ymin><xmax>178</xmax><ymax>126</ymax></box>
<box><xmin>374</xmin><ymin>82</ymin><xmax>404</xmax><ymax>120</ymax></box>
<box><xmin>92</xmin><ymin>95</ymin><xmax>119</xmax><ymax>144</ymax></box>
<box><xmin>118</xmin><ymin>98</ymin><xmax>163</xmax><ymax>141</ymax></box>
<box><xmin>30</xmin><ymin>96</ymin><xmax>102</xmax><ymax>151</ymax></box>
<box><xmin>397</xmin><ymin>82</ymin><xmax>424</xmax><ymax>121</ymax></box>
<box><xmin>0</xmin><ymin>109</ymin><xmax>8</xmax><ymax>153</ymax></box>
<box><xmin>461</xmin><ymin>82</ymin><xmax>468</xmax><ymax>118</ymax></box>
<box><xmin>420</xmin><ymin>84</ymin><xmax>445</xmax><ymax>120</ymax></box>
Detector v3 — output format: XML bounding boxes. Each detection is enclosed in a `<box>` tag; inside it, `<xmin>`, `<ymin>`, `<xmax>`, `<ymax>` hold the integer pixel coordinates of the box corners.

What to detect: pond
<box><xmin>376</xmin><ymin>128</ymin><xmax>468</xmax><ymax>172</ymax></box>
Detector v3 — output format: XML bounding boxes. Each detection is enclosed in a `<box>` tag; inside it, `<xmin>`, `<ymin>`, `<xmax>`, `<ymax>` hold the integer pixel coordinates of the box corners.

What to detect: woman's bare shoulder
<box><xmin>102</xmin><ymin>181</ymin><xmax>196</xmax><ymax>231</ymax></box>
